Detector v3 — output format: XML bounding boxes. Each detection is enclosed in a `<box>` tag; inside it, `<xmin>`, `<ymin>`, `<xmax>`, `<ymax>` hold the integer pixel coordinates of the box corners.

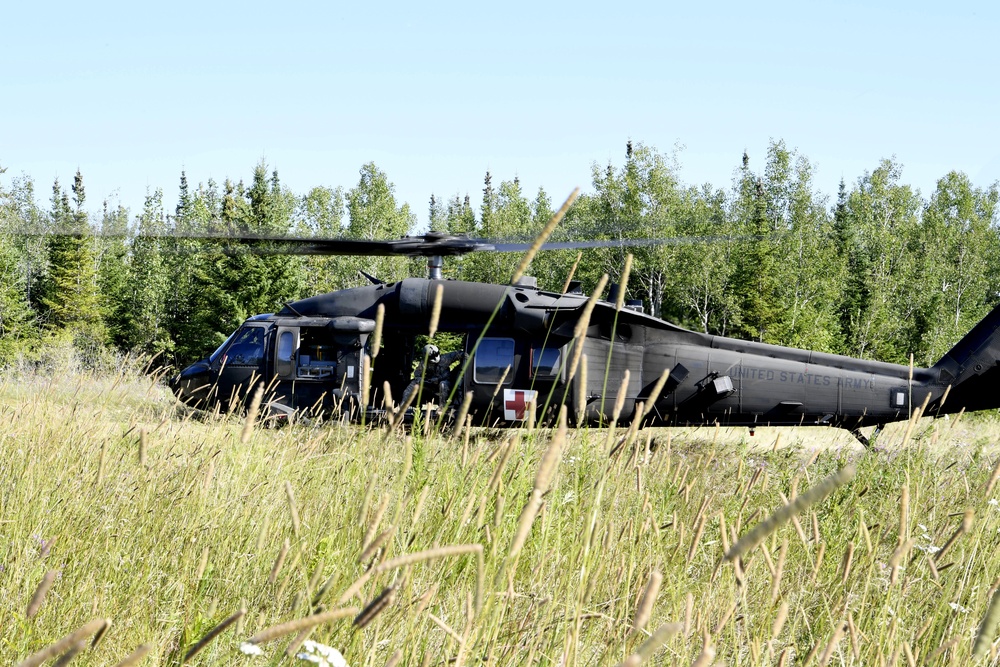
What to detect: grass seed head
<box><xmin>428</xmin><ymin>284</ymin><xmax>443</xmax><ymax>339</ymax></box>
<box><xmin>240</xmin><ymin>383</ymin><xmax>264</xmax><ymax>444</ymax></box>
<box><xmin>246</xmin><ymin>607</ymin><xmax>360</xmax><ymax>644</ymax></box>
<box><xmin>632</xmin><ymin>570</ymin><xmax>663</xmax><ymax>633</ymax></box>
<box><xmin>725</xmin><ymin>464</ymin><xmax>856</xmax><ymax>562</ymax></box>
<box><xmin>111</xmin><ymin>644</ymin><xmax>151</xmax><ymax>667</ymax></box>
<box><xmin>27</xmin><ymin>569</ymin><xmax>58</xmax><ymax>619</ymax></box>
<box><xmin>16</xmin><ymin>618</ymin><xmax>107</xmax><ymax>667</ymax></box>
<box><xmin>372</xmin><ymin>303</ymin><xmax>385</xmax><ymax>358</ymax></box>
<box><xmin>182</xmin><ymin>608</ymin><xmax>245</xmax><ymax>662</ymax></box>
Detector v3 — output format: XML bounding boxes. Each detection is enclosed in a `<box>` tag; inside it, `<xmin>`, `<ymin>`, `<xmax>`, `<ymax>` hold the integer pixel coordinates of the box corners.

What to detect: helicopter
<box><xmin>168</xmin><ymin>229</ymin><xmax>1000</xmax><ymax>446</ymax></box>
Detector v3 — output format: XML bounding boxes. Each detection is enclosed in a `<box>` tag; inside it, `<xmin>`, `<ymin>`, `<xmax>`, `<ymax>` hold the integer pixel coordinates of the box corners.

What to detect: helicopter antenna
<box><xmin>282</xmin><ymin>301</ymin><xmax>305</xmax><ymax>317</ymax></box>
<box><xmin>359</xmin><ymin>270</ymin><xmax>385</xmax><ymax>285</ymax></box>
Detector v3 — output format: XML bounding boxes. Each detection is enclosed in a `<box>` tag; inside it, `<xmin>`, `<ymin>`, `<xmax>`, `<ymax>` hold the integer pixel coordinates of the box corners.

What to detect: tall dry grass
<box><xmin>4</xmin><ymin>359</ymin><xmax>1000</xmax><ymax>665</ymax></box>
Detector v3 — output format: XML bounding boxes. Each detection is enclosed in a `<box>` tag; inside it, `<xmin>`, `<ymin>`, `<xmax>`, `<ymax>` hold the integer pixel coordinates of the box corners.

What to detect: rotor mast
<box><xmin>428</xmin><ymin>255</ymin><xmax>444</xmax><ymax>280</ymax></box>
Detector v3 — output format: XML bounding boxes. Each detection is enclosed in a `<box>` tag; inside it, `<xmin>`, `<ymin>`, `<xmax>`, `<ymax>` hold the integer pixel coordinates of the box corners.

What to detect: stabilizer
<box><xmin>932</xmin><ymin>302</ymin><xmax>1000</xmax><ymax>413</ymax></box>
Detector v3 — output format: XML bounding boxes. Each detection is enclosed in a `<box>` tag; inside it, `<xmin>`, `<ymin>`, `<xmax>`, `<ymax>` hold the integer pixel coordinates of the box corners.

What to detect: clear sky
<box><xmin>3</xmin><ymin>0</ymin><xmax>998</xmax><ymax>228</ymax></box>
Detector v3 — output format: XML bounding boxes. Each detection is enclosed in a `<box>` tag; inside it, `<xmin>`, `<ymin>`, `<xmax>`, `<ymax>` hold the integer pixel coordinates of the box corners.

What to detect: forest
<box><xmin>0</xmin><ymin>139</ymin><xmax>998</xmax><ymax>370</ymax></box>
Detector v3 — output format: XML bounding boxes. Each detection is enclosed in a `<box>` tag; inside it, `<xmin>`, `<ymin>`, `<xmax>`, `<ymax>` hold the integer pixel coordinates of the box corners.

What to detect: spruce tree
<box><xmin>39</xmin><ymin>175</ymin><xmax>105</xmax><ymax>341</ymax></box>
<box><xmin>183</xmin><ymin>162</ymin><xmax>306</xmax><ymax>359</ymax></box>
<box><xmin>97</xmin><ymin>200</ymin><xmax>130</xmax><ymax>347</ymax></box>
<box><xmin>126</xmin><ymin>189</ymin><xmax>173</xmax><ymax>356</ymax></box>
<box><xmin>428</xmin><ymin>193</ymin><xmax>445</xmax><ymax>231</ymax></box>
<box><xmin>0</xmin><ymin>168</ymin><xmax>38</xmax><ymax>360</ymax></box>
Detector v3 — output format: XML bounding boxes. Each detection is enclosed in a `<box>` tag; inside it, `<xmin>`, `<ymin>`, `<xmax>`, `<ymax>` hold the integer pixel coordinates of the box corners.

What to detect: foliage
<box><xmin>0</xmin><ymin>167</ymin><xmax>39</xmax><ymax>361</ymax></box>
<box><xmin>179</xmin><ymin>164</ymin><xmax>307</xmax><ymax>360</ymax></box>
<box><xmin>122</xmin><ymin>189</ymin><xmax>174</xmax><ymax>356</ymax></box>
<box><xmin>341</xmin><ymin>162</ymin><xmax>418</xmax><ymax>285</ymax></box>
<box><xmin>1</xmin><ymin>144</ymin><xmax>1000</xmax><ymax>368</ymax></box>
<box><xmin>35</xmin><ymin>174</ymin><xmax>107</xmax><ymax>354</ymax></box>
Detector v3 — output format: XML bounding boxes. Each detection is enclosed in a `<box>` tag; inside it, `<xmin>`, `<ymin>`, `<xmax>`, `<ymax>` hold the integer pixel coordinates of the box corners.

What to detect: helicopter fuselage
<box><xmin>170</xmin><ymin>276</ymin><xmax>998</xmax><ymax>437</ymax></box>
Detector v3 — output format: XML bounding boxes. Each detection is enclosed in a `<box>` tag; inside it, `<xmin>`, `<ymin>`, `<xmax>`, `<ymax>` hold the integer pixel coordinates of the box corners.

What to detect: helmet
<box><xmin>425</xmin><ymin>344</ymin><xmax>440</xmax><ymax>363</ymax></box>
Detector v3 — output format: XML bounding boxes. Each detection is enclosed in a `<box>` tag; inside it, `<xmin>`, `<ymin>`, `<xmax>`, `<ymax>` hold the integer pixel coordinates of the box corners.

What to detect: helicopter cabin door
<box><xmin>269</xmin><ymin>316</ymin><xmax>375</xmax><ymax>419</ymax></box>
<box><xmin>272</xmin><ymin>325</ymin><xmax>300</xmax><ymax>408</ymax></box>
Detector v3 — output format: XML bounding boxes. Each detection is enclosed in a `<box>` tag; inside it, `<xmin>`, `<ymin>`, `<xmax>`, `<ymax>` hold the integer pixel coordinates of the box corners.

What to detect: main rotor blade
<box><xmin>16</xmin><ymin>228</ymin><xmax>763</xmax><ymax>257</ymax></box>
<box><xmin>489</xmin><ymin>235</ymin><xmax>758</xmax><ymax>253</ymax></box>
<box><xmin>190</xmin><ymin>233</ymin><xmax>755</xmax><ymax>257</ymax></box>
<box><xmin>209</xmin><ymin>235</ymin><xmax>496</xmax><ymax>257</ymax></box>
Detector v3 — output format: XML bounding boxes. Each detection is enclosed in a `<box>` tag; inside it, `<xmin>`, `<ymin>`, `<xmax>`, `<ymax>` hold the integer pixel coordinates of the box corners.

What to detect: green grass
<box><xmin>4</xmin><ymin>358</ymin><xmax>1000</xmax><ymax>666</ymax></box>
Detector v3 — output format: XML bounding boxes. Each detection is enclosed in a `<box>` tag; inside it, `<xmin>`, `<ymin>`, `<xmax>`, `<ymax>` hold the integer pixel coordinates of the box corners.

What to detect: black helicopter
<box><xmin>169</xmin><ymin>230</ymin><xmax>1000</xmax><ymax>445</ymax></box>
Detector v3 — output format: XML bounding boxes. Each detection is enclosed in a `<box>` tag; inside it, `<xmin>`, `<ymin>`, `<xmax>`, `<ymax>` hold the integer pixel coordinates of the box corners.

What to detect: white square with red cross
<box><xmin>503</xmin><ymin>389</ymin><xmax>537</xmax><ymax>421</ymax></box>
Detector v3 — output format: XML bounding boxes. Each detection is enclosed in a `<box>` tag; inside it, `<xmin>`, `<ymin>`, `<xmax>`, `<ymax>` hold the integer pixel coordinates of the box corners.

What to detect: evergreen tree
<box><xmin>181</xmin><ymin>162</ymin><xmax>306</xmax><ymax>360</ymax></box>
<box><xmin>96</xmin><ymin>200</ymin><xmax>131</xmax><ymax>347</ymax></box>
<box><xmin>176</xmin><ymin>170</ymin><xmax>192</xmax><ymax>220</ymax></box>
<box><xmin>444</xmin><ymin>194</ymin><xmax>476</xmax><ymax>235</ymax></box>
<box><xmin>463</xmin><ymin>176</ymin><xmax>538</xmax><ymax>284</ymax></box>
<box><xmin>164</xmin><ymin>176</ymin><xmax>216</xmax><ymax>364</ymax></box>
<box><xmin>442</xmin><ymin>194</ymin><xmax>478</xmax><ymax>280</ymax></box>
<box><xmin>728</xmin><ymin>147</ymin><xmax>783</xmax><ymax>341</ymax></box>
<box><xmin>0</xmin><ymin>167</ymin><xmax>38</xmax><ymax>360</ymax></box>
<box><xmin>833</xmin><ymin>177</ymin><xmax>865</xmax><ymax>344</ymax></box>
<box><xmin>125</xmin><ymin>189</ymin><xmax>173</xmax><ymax>356</ymax></box>
<box><xmin>428</xmin><ymin>193</ymin><xmax>445</xmax><ymax>231</ymax></box>
<box><xmin>39</xmin><ymin>175</ymin><xmax>104</xmax><ymax>339</ymax></box>
<box><xmin>481</xmin><ymin>171</ymin><xmax>495</xmax><ymax>238</ymax></box>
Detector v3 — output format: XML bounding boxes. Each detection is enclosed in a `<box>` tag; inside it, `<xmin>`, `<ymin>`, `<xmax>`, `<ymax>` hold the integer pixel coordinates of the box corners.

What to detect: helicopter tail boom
<box><xmin>931</xmin><ymin>302</ymin><xmax>1000</xmax><ymax>413</ymax></box>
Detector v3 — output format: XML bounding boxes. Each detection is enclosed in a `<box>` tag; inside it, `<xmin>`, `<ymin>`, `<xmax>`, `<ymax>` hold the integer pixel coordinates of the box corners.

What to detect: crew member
<box><xmin>401</xmin><ymin>344</ymin><xmax>465</xmax><ymax>408</ymax></box>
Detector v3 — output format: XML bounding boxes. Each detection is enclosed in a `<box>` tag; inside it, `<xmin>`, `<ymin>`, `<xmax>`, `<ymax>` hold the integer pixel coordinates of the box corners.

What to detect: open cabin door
<box><xmin>275</xmin><ymin>326</ymin><xmax>300</xmax><ymax>380</ymax></box>
<box><xmin>269</xmin><ymin>316</ymin><xmax>375</xmax><ymax>419</ymax></box>
<box><xmin>269</xmin><ymin>325</ymin><xmax>300</xmax><ymax>411</ymax></box>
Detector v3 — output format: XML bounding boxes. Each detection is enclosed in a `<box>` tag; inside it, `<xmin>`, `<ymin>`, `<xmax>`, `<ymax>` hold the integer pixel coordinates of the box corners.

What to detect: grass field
<box><xmin>4</xmin><ymin>356</ymin><xmax>1000</xmax><ymax>666</ymax></box>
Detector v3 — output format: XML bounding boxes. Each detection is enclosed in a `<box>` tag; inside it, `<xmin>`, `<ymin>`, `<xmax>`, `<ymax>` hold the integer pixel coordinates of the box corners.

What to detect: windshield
<box><xmin>209</xmin><ymin>331</ymin><xmax>238</xmax><ymax>363</ymax></box>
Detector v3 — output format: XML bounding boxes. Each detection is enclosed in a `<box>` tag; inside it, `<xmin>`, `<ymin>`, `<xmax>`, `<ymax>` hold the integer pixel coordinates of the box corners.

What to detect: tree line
<box><xmin>0</xmin><ymin>139</ymin><xmax>997</xmax><ymax>370</ymax></box>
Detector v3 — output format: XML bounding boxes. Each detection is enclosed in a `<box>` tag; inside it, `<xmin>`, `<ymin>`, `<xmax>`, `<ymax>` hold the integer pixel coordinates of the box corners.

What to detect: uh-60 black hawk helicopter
<box><xmin>170</xmin><ymin>228</ymin><xmax>1000</xmax><ymax>446</ymax></box>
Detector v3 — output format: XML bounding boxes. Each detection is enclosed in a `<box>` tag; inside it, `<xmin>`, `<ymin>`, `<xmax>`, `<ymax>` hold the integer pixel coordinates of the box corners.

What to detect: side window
<box><xmin>276</xmin><ymin>330</ymin><xmax>297</xmax><ymax>377</ymax></box>
<box><xmin>224</xmin><ymin>327</ymin><xmax>265</xmax><ymax>366</ymax></box>
<box><xmin>530</xmin><ymin>344</ymin><xmax>561</xmax><ymax>379</ymax></box>
<box><xmin>474</xmin><ymin>338</ymin><xmax>515</xmax><ymax>385</ymax></box>
<box><xmin>277</xmin><ymin>331</ymin><xmax>295</xmax><ymax>362</ymax></box>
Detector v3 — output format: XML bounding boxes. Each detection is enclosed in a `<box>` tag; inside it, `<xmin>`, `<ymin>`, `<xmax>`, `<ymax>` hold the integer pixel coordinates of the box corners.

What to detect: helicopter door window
<box><xmin>276</xmin><ymin>330</ymin><xmax>297</xmax><ymax>378</ymax></box>
<box><xmin>530</xmin><ymin>345</ymin><xmax>561</xmax><ymax>379</ymax></box>
<box><xmin>223</xmin><ymin>327</ymin><xmax>265</xmax><ymax>366</ymax></box>
<box><xmin>474</xmin><ymin>338</ymin><xmax>515</xmax><ymax>385</ymax></box>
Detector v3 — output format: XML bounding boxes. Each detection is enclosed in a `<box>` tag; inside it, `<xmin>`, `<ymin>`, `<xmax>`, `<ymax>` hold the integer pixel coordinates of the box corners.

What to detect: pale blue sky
<box><xmin>3</xmin><ymin>0</ymin><xmax>998</xmax><ymax>227</ymax></box>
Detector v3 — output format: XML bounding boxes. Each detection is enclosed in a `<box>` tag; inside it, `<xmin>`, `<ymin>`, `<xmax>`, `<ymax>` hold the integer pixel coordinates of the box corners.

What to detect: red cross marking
<box><xmin>505</xmin><ymin>391</ymin><xmax>528</xmax><ymax>419</ymax></box>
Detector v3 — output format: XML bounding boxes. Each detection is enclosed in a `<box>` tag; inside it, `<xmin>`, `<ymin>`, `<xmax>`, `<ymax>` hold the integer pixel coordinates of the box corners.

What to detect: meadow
<box><xmin>4</xmin><ymin>354</ymin><xmax>1000</xmax><ymax>666</ymax></box>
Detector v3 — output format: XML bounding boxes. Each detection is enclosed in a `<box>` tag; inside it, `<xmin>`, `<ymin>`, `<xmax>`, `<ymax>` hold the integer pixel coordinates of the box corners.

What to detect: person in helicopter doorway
<box><xmin>401</xmin><ymin>344</ymin><xmax>466</xmax><ymax>409</ymax></box>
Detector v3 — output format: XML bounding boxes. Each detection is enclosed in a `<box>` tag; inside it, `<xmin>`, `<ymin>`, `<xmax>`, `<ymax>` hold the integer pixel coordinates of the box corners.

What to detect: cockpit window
<box><xmin>209</xmin><ymin>331</ymin><xmax>237</xmax><ymax>363</ymax></box>
<box><xmin>223</xmin><ymin>326</ymin><xmax>266</xmax><ymax>366</ymax></box>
